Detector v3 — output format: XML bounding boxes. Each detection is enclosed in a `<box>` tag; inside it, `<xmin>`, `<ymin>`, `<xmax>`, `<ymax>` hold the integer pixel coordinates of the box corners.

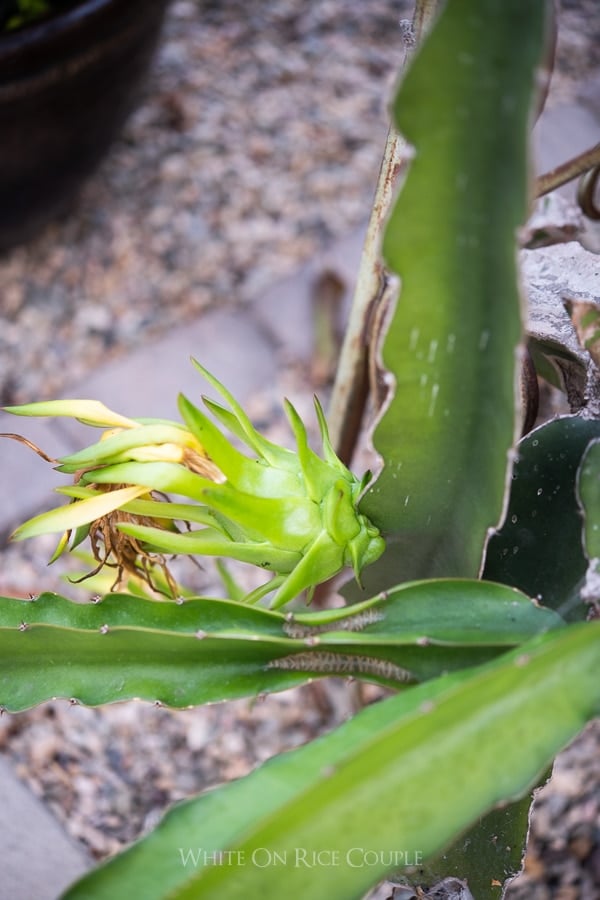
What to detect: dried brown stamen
<box><xmin>69</xmin><ymin>484</ymin><xmax>182</xmax><ymax>597</ymax></box>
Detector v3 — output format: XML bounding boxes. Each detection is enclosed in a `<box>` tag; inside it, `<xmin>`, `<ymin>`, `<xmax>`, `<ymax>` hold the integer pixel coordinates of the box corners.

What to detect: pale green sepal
<box><xmin>180</xmin><ymin>393</ymin><xmax>303</xmax><ymax>499</ymax></box>
<box><xmin>313</xmin><ymin>395</ymin><xmax>353</xmax><ymax>477</ymax></box>
<box><xmin>192</xmin><ymin>360</ymin><xmax>290</xmax><ymax>466</ymax></box>
<box><xmin>270</xmin><ymin>530</ymin><xmax>345</xmax><ymax>609</ymax></box>
<box><xmin>48</xmin><ymin>530</ymin><xmax>71</xmax><ymax>564</ymax></box>
<box><xmin>55</xmin><ymin>486</ymin><xmax>102</xmax><ymax>500</ymax></box>
<box><xmin>118</xmin><ymin>522</ymin><xmax>301</xmax><ymax>573</ymax></box>
<box><xmin>283</xmin><ymin>399</ymin><xmax>336</xmax><ymax>501</ymax></box>
<box><xmin>81</xmin><ymin>461</ymin><xmax>213</xmax><ymax>500</ymax></box>
<box><xmin>200</xmin><ymin>485</ymin><xmax>320</xmax><ymax>551</ymax></box>
<box><xmin>69</xmin><ymin>524</ymin><xmax>92</xmax><ymax>552</ymax></box>
<box><xmin>322</xmin><ymin>481</ymin><xmax>361</xmax><ymax>546</ymax></box>
<box><xmin>346</xmin><ymin>524</ymin><xmax>386</xmax><ymax>579</ymax></box>
<box><xmin>193</xmin><ymin>360</ymin><xmax>298</xmax><ymax>471</ymax></box>
<box><xmin>243</xmin><ymin>576</ymin><xmax>286</xmax><ymax>605</ymax></box>
<box><xmin>178</xmin><ymin>394</ymin><xmax>250</xmax><ymax>482</ymax></box>
<box><xmin>122</xmin><ymin>499</ymin><xmax>220</xmax><ymax>529</ymax></box>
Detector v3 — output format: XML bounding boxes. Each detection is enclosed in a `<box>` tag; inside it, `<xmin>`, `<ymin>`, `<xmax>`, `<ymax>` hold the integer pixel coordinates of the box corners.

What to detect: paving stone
<box><xmin>0</xmin><ymin>756</ymin><xmax>89</xmax><ymax>900</ymax></box>
<box><xmin>62</xmin><ymin>307</ymin><xmax>277</xmax><ymax>421</ymax></box>
<box><xmin>533</xmin><ymin>102</ymin><xmax>600</xmax><ymax>252</ymax></box>
<box><xmin>52</xmin><ymin>306</ymin><xmax>277</xmax><ymax>447</ymax></box>
<box><xmin>253</xmin><ymin>224</ymin><xmax>367</xmax><ymax>362</ymax></box>
<box><xmin>534</xmin><ymin>103</ymin><xmax>600</xmax><ymax>188</ymax></box>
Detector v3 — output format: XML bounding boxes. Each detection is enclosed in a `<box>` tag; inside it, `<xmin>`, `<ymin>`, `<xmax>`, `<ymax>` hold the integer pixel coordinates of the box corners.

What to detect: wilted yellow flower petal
<box><xmin>12</xmin><ymin>485</ymin><xmax>150</xmax><ymax>541</ymax></box>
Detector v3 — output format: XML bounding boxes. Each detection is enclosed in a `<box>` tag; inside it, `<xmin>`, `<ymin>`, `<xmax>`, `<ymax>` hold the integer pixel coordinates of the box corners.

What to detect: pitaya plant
<box><xmin>0</xmin><ymin>1</ymin><xmax>598</xmax><ymax>899</ymax></box>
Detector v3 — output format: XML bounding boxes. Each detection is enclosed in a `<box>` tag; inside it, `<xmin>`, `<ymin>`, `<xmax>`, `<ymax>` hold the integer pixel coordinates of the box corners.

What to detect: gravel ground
<box><xmin>0</xmin><ymin>0</ymin><xmax>412</xmax><ymax>405</ymax></box>
<box><xmin>0</xmin><ymin>1</ymin><xmax>598</xmax><ymax>898</ymax></box>
<box><xmin>507</xmin><ymin>721</ymin><xmax>600</xmax><ymax>900</ymax></box>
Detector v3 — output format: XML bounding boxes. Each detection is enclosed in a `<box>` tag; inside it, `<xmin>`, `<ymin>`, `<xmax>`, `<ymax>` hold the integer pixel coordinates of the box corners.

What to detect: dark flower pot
<box><xmin>0</xmin><ymin>0</ymin><xmax>170</xmax><ymax>251</ymax></box>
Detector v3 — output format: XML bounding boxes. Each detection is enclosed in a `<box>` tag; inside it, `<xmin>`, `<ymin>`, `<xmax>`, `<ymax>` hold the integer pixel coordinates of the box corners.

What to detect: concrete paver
<box><xmin>59</xmin><ymin>307</ymin><xmax>279</xmax><ymax>424</ymax></box>
<box><xmin>534</xmin><ymin>101</ymin><xmax>600</xmax><ymax>252</ymax></box>
<box><xmin>253</xmin><ymin>225</ymin><xmax>367</xmax><ymax>360</ymax></box>
<box><xmin>0</xmin><ymin>757</ymin><xmax>89</xmax><ymax>900</ymax></box>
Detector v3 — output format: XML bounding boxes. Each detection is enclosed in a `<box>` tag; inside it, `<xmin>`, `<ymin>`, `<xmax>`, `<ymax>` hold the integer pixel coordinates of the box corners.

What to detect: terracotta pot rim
<box><xmin>0</xmin><ymin>0</ymin><xmax>127</xmax><ymax>52</ymax></box>
<box><xmin>0</xmin><ymin>0</ymin><xmax>170</xmax><ymax>250</ymax></box>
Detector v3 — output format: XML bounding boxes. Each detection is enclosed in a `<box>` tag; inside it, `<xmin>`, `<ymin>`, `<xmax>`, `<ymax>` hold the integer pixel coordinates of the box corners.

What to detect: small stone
<box><xmin>568</xmin><ymin>823</ymin><xmax>596</xmax><ymax>861</ymax></box>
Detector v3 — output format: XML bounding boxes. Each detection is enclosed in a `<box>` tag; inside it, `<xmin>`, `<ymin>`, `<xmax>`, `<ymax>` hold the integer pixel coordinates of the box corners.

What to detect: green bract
<box><xmin>5</xmin><ymin>361</ymin><xmax>385</xmax><ymax>608</ymax></box>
